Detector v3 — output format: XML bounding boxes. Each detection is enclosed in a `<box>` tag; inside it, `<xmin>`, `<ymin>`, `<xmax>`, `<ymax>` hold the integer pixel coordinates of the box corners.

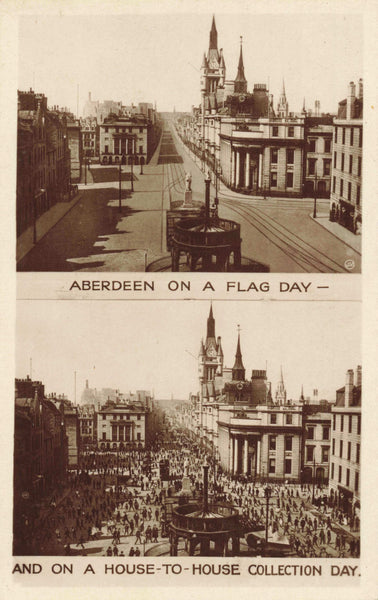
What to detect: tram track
<box><xmin>221</xmin><ymin>198</ymin><xmax>349</xmax><ymax>273</ymax></box>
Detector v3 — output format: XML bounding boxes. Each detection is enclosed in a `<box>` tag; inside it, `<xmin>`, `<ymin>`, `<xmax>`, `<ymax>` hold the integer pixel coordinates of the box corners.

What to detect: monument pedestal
<box><xmin>183</xmin><ymin>191</ymin><xmax>192</xmax><ymax>207</ymax></box>
<box><xmin>181</xmin><ymin>476</ymin><xmax>192</xmax><ymax>494</ymax></box>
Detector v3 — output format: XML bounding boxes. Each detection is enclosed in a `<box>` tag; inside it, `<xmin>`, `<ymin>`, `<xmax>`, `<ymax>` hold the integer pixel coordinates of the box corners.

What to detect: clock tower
<box><xmin>198</xmin><ymin>304</ymin><xmax>224</xmax><ymax>398</ymax></box>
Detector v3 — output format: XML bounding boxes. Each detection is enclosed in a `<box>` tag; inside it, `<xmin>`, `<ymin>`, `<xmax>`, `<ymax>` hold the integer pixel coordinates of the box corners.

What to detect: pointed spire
<box><xmin>234</xmin><ymin>36</ymin><xmax>247</xmax><ymax>94</ymax></box>
<box><xmin>280</xmin><ymin>365</ymin><xmax>284</xmax><ymax>383</ymax></box>
<box><xmin>219</xmin><ymin>48</ymin><xmax>225</xmax><ymax>68</ymax></box>
<box><xmin>206</xmin><ymin>302</ymin><xmax>215</xmax><ymax>344</ymax></box>
<box><xmin>300</xmin><ymin>384</ymin><xmax>305</xmax><ymax>401</ymax></box>
<box><xmin>201</xmin><ymin>52</ymin><xmax>208</xmax><ymax>69</ymax></box>
<box><xmin>232</xmin><ymin>326</ymin><xmax>245</xmax><ymax>381</ymax></box>
<box><xmin>281</xmin><ymin>78</ymin><xmax>286</xmax><ymax>95</ymax></box>
<box><xmin>209</xmin><ymin>15</ymin><xmax>218</xmax><ymax>50</ymax></box>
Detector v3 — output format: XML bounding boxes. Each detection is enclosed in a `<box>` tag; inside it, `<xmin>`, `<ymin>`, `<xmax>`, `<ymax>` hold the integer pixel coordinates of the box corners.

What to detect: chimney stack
<box><xmin>358</xmin><ymin>78</ymin><xmax>363</xmax><ymax>100</ymax></box>
<box><xmin>356</xmin><ymin>365</ymin><xmax>362</xmax><ymax>387</ymax></box>
<box><xmin>347</xmin><ymin>81</ymin><xmax>356</xmax><ymax>120</ymax></box>
<box><xmin>345</xmin><ymin>369</ymin><xmax>354</xmax><ymax>407</ymax></box>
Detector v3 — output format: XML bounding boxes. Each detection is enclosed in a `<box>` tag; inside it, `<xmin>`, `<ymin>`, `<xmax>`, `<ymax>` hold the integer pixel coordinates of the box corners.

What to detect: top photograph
<box><xmin>16</xmin><ymin>12</ymin><xmax>362</xmax><ymax>273</ymax></box>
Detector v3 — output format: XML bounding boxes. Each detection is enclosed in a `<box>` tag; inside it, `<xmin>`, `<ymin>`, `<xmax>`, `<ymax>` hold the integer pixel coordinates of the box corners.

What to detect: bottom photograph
<box><xmin>14</xmin><ymin>299</ymin><xmax>361</xmax><ymax>559</ymax></box>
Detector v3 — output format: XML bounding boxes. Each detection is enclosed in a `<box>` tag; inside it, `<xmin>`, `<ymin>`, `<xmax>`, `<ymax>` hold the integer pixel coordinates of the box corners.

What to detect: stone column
<box><xmin>233</xmin><ymin>437</ymin><xmax>239</xmax><ymax>474</ymax></box>
<box><xmin>256</xmin><ymin>439</ymin><xmax>261</xmax><ymax>475</ymax></box>
<box><xmin>236</xmin><ymin>152</ymin><xmax>240</xmax><ymax>187</ymax></box>
<box><xmin>243</xmin><ymin>438</ymin><xmax>249</xmax><ymax>475</ymax></box>
<box><xmin>258</xmin><ymin>153</ymin><xmax>263</xmax><ymax>189</ymax></box>
<box><xmin>245</xmin><ymin>153</ymin><xmax>250</xmax><ymax>188</ymax></box>
<box><xmin>229</xmin><ymin>437</ymin><xmax>234</xmax><ymax>474</ymax></box>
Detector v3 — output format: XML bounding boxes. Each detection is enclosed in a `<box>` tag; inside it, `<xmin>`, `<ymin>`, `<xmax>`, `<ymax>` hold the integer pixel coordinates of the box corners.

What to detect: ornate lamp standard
<box><xmin>313</xmin><ymin>170</ymin><xmax>318</xmax><ymax>219</ymax></box>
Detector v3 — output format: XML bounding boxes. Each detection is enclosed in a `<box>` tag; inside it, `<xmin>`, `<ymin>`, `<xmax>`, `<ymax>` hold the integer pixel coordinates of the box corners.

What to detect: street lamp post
<box><xmin>312</xmin><ymin>456</ymin><xmax>316</xmax><ymax>504</ymax></box>
<box><xmin>84</xmin><ymin>157</ymin><xmax>87</xmax><ymax>186</ymax></box>
<box><xmin>140</xmin><ymin>158</ymin><xmax>143</xmax><ymax>175</ymax></box>
<box><xmin>215</xmin><ymin>161</ymin><xmax>222</xmax><ymax>213</ymax></box>
<box><xmin>264</xmin><ymin>486</ymin><xmax>272</xmax><ymax>543</ymax></box>
<box><xmin>313</xmin><ymin>171</ymin><xmax>318</xmax><ymax>219</ymax></box>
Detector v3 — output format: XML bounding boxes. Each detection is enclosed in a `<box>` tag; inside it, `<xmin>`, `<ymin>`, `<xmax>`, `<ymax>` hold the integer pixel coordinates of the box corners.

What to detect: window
<box><xmin>286</xmin><ymin>413</ymin><xmax>292</xmax><ymax>424</ymax></box>
<box><xmin>358</xmin><ymin>156</ymin><xmax>362</xmax><ymax>177</ymax></box>
<box><xmin>340</xmin><ymin>179</ymin><xmax>344</xmax><ymax>197</ymax></box>
<box><xmin>308</xmin><ymin>158</ymin><xmax>316</xmax><ymax>175</ymax></box>
<box><xmin>271</xmin><ymin>148</ymin><xmax>278</xmax><ymax>163</ymax></box>
<box><xmin>139</xmin><ymin>127</ymin><xmax>143</xmax><ymax>133</ymax></box>
<box><xmin>338</xmin><ymin>465</ymin><xmax>342</xmax><ymax>483</ymax></box>
<box><xmin>323</xmin><ymin>159</ymin><xmax>331</xmax><ymax>176</ymax></box>
<box><xmin>347</xmin><ymin>441</ymin><xmax>351</xmax><ymax>460</ymax></box>
<box><xmin>334</xmin><ymin>128</ymin><xmax>338</xmax><ymax>143</ymax></box>
<box><xmin>285</xmin><ymin>459</ymin><xmax>292</xmax><ymax>474</ymax></box>
<box><xmin>324</xmin><ymin>139</ymin><xmax>331</xmax><ymax>153</ymax></box>
<box><xmin>308</xmin><ymin>139</ymin><xmax>316</xmax><ymax>152</ymax></box>
<box><xmin>357</xmin><ymin>416</ymin><xmax>361</xmax><ymax>435</ymax></box>
<box><xmin>340</xmin><ymin>415</ymin><xmax>344</xmax><ymax>432</ymax></box>
<box><xmin>348</xmin><ymin>181</ymin><xmax>352</xmax><ymax>202</ymax></box>
<box><xmin>350</xmin><ymin>128</ymin><xmax>354</xmax><ymax>146</ymax></box>
<box><xmin>348</xmin><ymin>415</ymin><xmax>352</xmax><ymax>433</ymax></box>
<box><xmin>288</xmin><ymin>126</ymin><xmax>294</xmax><ymax>137</ymax></box>
<box><xmin>359</xmin><ymin>128</ymin><xmax>363</xmax><ymax>148</ymax></box>
<box><xmin>285</xmin><ymin>437</ymin><xmax>293</xmax><ymax>451</ymax></box>
<box><xmin>332</xmin><ymin>438</ymin><xmax>335</xmax><ymax>455</ymax></box>
<box><xmin>307</xmin><ymin>427</ymin><xmax>314</xmax><ymax>440</ymax></box>
<box><xmin>340</xmin><ymin>440</ymin><xmax>343</xmax><ymax>458</ymax></box>
<box><xmin>102</xmin><ymin>432</ymin><xmax>106</xmax><ymax>440</ymax></box>
<box><xmin>286</xmin><ymin>172</ymin><xmax>294</xmax><ymax>188</ymax></box>
<box><xmin>331</xmin><ymin>462</ymin><xmax>334</xmax><ymax>479</ymax></box>
<box><xmin>321</xmin><ymin>447</ymin><xmax>329</xmax><ymax>463</ymax></box>
<box><xmin>307</xmin><ymin>446</ymin><xmax>314</xmax><ymax>462</ymax></box>
<box><xmin>322</xmin><ymin>427</ymin><xmax>329</xmax><ymax>440</ymax></box>
<box><xmin>139</xmin><ymin>145</ymin><xmax>143</xmax><ymax>154</ymax></box>
<box><xmin>269</xmin><ymin>435</ymin><xmax>276</xmax><ymax>450</ymax></box>
<box><xmin>342</xmin><ymin>128</ymin><xmax>346</xmax><ymax>144</ymax></box>
<box><xmin>346</xmin><ymin>468</ymin><xmax>350</xmax><ymax>487</ymax></box>
<box><xmin>272</xmin><ymin>126</ymin><xmax>279</xmax><ymax>137</ymax></box>
<box><xmin>356</xmin><ymin>443</ymin><xmax>360</xmax><ymax>464</ymax></box>
<box><xmin>270</xmin><ymin>172</ymin><xmax>277</xmax><ymax>187</ymax></box>
<box><xmin>333</xmin><ymin>151</ymin><xmax>337</xmax><ymax>168</ymax></box>
<box><xmin>105</xmin><ymin>145</ymin><xmax>109</xmax><ymax>153</ymax></box>
<box><xmin>287</xmin><ymin>148</ymin><xmax>294</xmax><ymax>164</ymax></box>
<box><xmin>349</xmin><ymin>155</ymin><xmax>353</xmax><ymax>174</ymax></box>
<box><xmin>355</xmin><ymin>471</ymin><xmax>359</xmax><ymax>492</ymax></box>
<box><xmin>341</xmin><ymin>153</ymin><xmax>345</xmax><ymax>171</ymax></box>
<box><xmin>356</xmin><ymin>186</ymin><xmax>361</xmax><ymax>206</ymax></box>
<box><xmin>102</xmin><ymin>414</ymin><xmax>106</xmax><ymax>420</ymax></box>
<box><xmin>269</xmin><ymin>458</ymin><xmax>276</xmax><ymax>473</ymax></box>
<box><xmin>137</xmin><ymin>432</ymin><xmax>141</xmax><ymax>441</ymax></box>
<box><xmin>270</xmin><ymin>413</ymin><xmax>277</xmax><ymax>424</ymax></box>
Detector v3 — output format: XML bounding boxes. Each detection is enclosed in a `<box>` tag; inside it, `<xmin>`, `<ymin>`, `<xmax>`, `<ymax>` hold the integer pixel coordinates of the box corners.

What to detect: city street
<box><xmin>17</xmin><ymin>119</ymin><xmax>361</xmax><ymax>273</ymax></box>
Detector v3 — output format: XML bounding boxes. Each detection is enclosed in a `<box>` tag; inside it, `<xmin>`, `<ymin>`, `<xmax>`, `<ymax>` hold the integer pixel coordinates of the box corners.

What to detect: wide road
<box><xmin>18</xmin><ymin>118</ymin><xmax>361</xmax><ymax>273</ymax></box>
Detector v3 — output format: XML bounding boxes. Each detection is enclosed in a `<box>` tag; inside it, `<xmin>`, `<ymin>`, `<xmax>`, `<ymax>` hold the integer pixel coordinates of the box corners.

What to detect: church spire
<box><xmin>232</xmin><ymin>326</ymin><xmax>245</xmax><ymax>381</ymax></box>
<box><xmin>277</xmin><ymin>78</ymin><xmax>289</xmax><ymax>117</ymax></box>
<box><xmin>209</xmin><ymin>15</ymin><xmax>218</xmax><ymax>50</ymax></box>
<box><xmin>206</xmin><ymin>303</ymin><xmax>215</xmax><ymax>344</ymax></box>
<box><xmin>234</xmin><ymin>36</ymin><xmax>247</xmax><ymax>93</ymax></box>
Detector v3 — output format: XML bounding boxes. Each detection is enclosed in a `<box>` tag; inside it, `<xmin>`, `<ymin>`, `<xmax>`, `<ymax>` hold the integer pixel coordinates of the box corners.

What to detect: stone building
<box><xmin>303</xmin><ymin>117</ymin><xmax>333</xmax><ymax>198</ymax></box>
<box><xmin>80</xmin><ymin>117</ymin><xmax>98</xmax><ymax>157</ymax></box>
<box><xmin>330</xmin><ymin>80</ymin><xmax>363</xmax><ymax>233</ymax></box>
<box><xmin>99</xmin><ymin>115</ymin><xmax>149</xmax><ymax>166</ymax></box>
<box><xmin>329</xmin><ymin>366</ymin><xmax>361</xmax><ymax>516</ymax></box>
<box><xmin>301</xmin><ymin>405</ymin><xmax>332</xmax><ymax>484</ymax></box>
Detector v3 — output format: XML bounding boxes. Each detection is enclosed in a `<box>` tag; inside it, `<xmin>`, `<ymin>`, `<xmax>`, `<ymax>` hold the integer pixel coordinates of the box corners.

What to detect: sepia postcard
<box><xmin>1</xmin><ymin>0</ymin><xmax>377</xmax><ymax>599</ymax></box>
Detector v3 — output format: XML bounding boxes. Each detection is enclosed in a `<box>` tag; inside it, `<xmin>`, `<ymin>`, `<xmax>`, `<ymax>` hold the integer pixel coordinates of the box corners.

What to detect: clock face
<box><xmin>208</xmin><ymin>345</ymin><xmax>217</xmax><ymax>358</ymax></box>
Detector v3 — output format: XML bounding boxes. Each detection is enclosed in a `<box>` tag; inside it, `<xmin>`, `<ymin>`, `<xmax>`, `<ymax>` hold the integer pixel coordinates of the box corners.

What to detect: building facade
<box><xmin>302</xmin><ymin>406</ymin><xmax>332</xmax><ymax>484</ymax></box>
<box><xmin>329</xmin><ymin>366</ymin><xmax>361</xmax><ymax>516</ymax></box>
<box><xmin>330</xmin><ymin>80</ymin><xmax>363</xmax><ymax>233</ymax></box>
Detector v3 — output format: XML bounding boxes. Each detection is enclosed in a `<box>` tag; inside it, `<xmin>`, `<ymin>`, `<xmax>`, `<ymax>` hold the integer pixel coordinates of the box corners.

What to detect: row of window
<box><xmin>308</xmin><ymin>158</ymin><xmax>331</xmax><ymax>176</ymax></box>
<box><xmin>332</xmin><ymin>439</ymin><xmax>360</xmax><ymax>463</ymax></box>
<box><xmin>104</xmin><ymin>144</ymin><xmax>144</xmax><ymax>155</ymax></box>
<box><xmin>272</xmin><ymin>125</ymin><xmax>296</xmax><ymax>138</ymax></box>
<box><xmin>333</xmin><ymin>152</ymin><xmax>362</xmax><ymax>176</ymax></box>
<box><xmin>269</xmin><ymin>435</ymin><xmax>293</xmax><ymax>451</ymax></box>
<box><xmin>269</xmin><ymin>413</ymin><xmax>294</xmax><ymax>424</ymax></box>
<box><xmin>332</xmin><ymin>177</ymin><xmax>361</xmax><ymax>206</ymax></box>
<box><xmin>102</xmin><ymin>431</ymin><xmax>142</xmax><ymax>441</ymax></box>
<box><xmin>101</xmin><ymin>414</ymin><xmax>141</xmax><ymax>420</ymax></box>
<box><xmin>270</xmin><ymin>172</ymin><xmax>294</xmax><ymax>188</ymax></box>
<box><xmin>332</xmin><ymin>413</ymin><xmax>361</xmax><ymax>434</ymax></box>
<box><xmin>306</xmin><ymin>445</ymin><xmax>329</xmax><ymax>463</ymax></box>
<box><xmin>306</xmin><ymin>426</ymin><xmax>330</xmax><ymax>440</ymax></box>
<box><xmin>270</xmin><ymin>148</ymin><xmax>295</xmax><ymax>164</ymax></box>
<box><xmin>307</xmin><ymin>138</ymin><xmax>332</xmax><ymax>153</ymax></box>
<box><xmin>103</xmin><ymin>126</ymin><xmax>145</xmax><ymax>134</ymax></box>
<box><xmin>331</xmin><ymin>463</ymin><xmax>359</xmax><ymax>492</ymax></box>
<box><xmin>334</xmin><ymin>126</ymin><xmax>362</xmax><ymax>148</ymax></box>
<box><xmin>269</xmin><ymin>458</ymin><xmax>292</xmax><ymax>474</ymax></box>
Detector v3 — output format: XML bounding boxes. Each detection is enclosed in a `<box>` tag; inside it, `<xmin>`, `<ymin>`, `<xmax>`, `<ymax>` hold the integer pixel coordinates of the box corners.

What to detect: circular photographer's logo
<box><xmin>344</xmin><ymin>259</ymin><xmax>355</xmax><ymax>271</ymax></box>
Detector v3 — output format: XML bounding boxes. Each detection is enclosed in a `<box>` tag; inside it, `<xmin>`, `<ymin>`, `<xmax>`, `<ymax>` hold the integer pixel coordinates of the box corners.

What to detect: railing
<box><xmin>173</xmin><ymin>218</ymin><xmax>240</xmax><ymax>248</ymax></box>
<box><xmin>171</xmin><ymin>503</ymin><xmax>240</xmax><ymax>533</ymax></box>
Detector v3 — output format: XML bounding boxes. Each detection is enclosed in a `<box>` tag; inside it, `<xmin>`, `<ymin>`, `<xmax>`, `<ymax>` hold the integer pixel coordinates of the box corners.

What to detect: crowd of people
<box><xmin>13</xmin><ymin>435</ymin><xmax>360</xmax><ymax>558</ymax></box>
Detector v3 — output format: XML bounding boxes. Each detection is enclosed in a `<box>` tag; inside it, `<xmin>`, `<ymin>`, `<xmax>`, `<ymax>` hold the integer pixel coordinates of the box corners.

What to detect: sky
<box><xmin>16</xmin><ymin>299</ymin><xmax>361</xmax><ymax>403</ymax></box>
<box><xmin>17</xmin><ymin>11</ymin><xmax>363</xmax><ymax>114</ymax></box>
